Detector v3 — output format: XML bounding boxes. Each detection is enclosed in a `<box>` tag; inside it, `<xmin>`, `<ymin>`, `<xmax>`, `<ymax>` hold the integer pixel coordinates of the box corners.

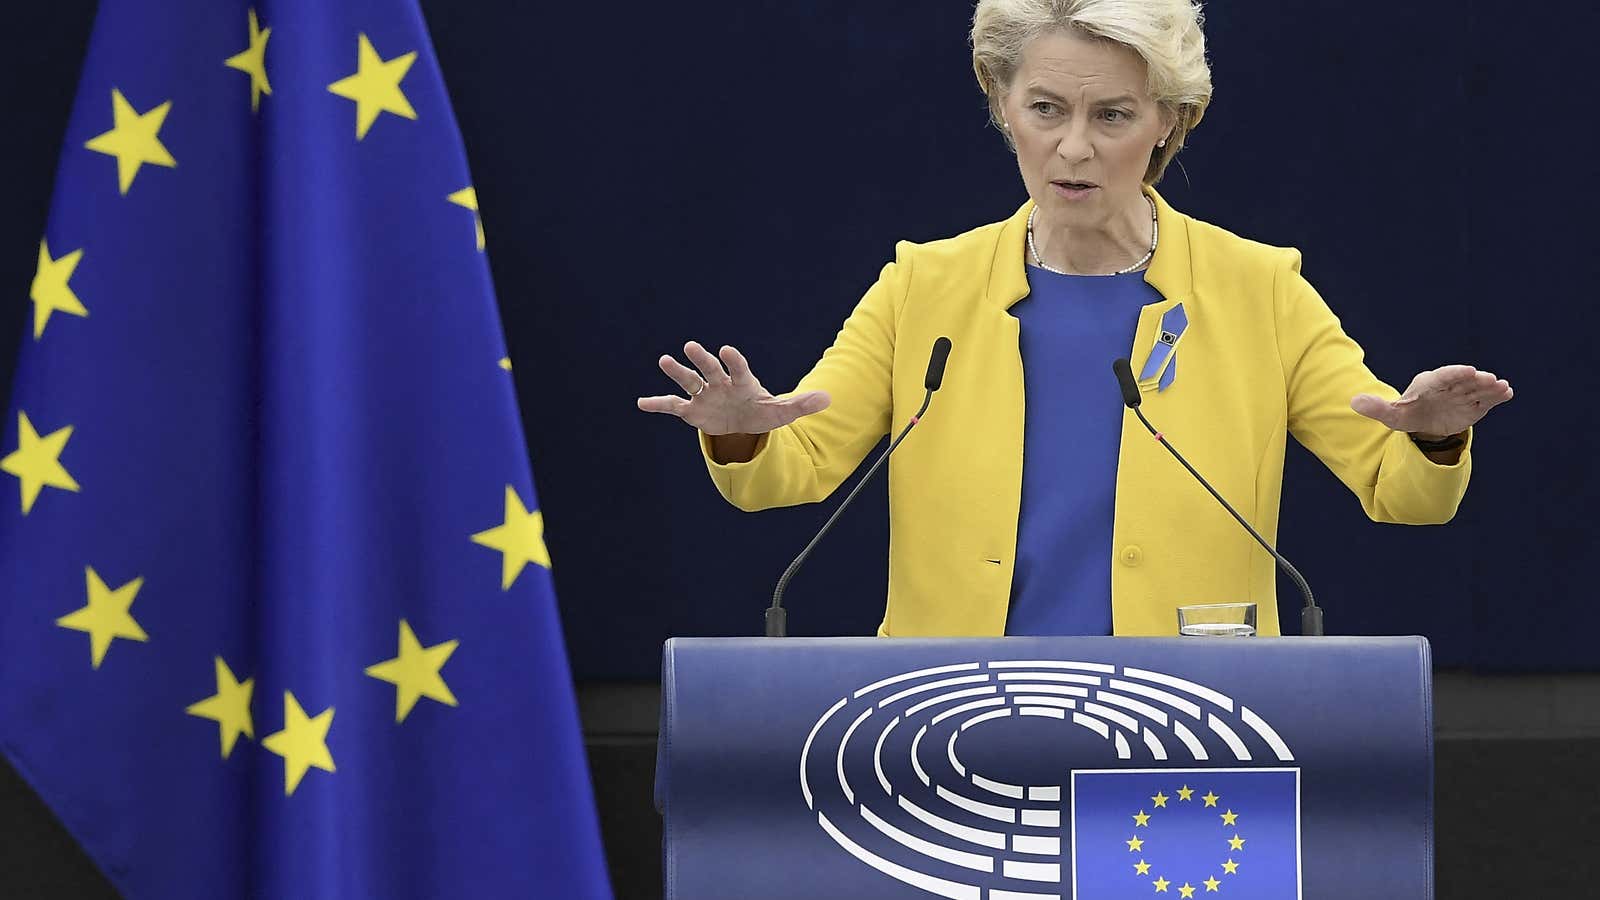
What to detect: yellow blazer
<box><xmin>699</xmin><ymin>186</ymin><xmax>1472</xmax><ymax>637</ymax></box>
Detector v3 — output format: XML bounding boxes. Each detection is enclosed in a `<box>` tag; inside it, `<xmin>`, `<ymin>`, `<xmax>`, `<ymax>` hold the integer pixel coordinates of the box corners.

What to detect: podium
<box><xmin>656</xmin><ymin>637</ymin><xmax>1433</xmax><ymax>899</ymax></box>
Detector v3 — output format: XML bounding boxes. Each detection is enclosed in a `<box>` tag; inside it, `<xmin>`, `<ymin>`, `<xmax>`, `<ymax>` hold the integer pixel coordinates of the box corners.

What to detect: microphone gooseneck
<box><xmin>766</xmin><ymin>338</ymin><xmax>953</xmax><ymax>637</ymax></box>
<box><xmin>1111</xmin><ymin>359</ymin><xmax>1325</xmax><ymax>636</ymax></box>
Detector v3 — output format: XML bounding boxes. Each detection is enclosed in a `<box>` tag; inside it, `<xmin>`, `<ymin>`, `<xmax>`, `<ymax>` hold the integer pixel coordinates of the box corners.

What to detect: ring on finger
<box><xmin>690</xmin><ymin>379</ymin><xmax>708</xmax><ymax>397</ymax></box>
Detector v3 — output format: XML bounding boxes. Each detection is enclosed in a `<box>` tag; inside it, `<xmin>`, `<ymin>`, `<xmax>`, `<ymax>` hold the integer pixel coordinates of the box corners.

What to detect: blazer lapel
<box><xmin>1133</xmin><ymin>186</ymin><xmax>1196</xmax><ymax>392</ymax></box>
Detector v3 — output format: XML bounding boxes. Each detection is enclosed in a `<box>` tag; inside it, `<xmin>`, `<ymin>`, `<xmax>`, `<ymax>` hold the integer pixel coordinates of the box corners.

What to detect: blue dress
<box><xmin>1004</xmin><ymin>264</ymin><xmax>1164</xmax><ymax>635</ymax></box>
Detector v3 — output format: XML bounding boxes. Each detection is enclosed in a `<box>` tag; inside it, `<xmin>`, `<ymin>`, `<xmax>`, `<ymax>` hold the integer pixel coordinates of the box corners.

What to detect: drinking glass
<box><xmin>1177</xmin><ymin>602</ymin><xmax>1257</xmax><ymax>637</ymax></box>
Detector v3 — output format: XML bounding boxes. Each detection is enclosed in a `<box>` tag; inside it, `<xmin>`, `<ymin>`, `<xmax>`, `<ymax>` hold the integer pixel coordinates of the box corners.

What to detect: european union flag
<box><xmin>1072</xmin><ymin>768</ymin><xmax>1300</xmax><ymax>898</ymax></box>
<box><xmin>0</xmin><ymin>1</ymin><xmax>612</xmax><ymax>897</ymax></box>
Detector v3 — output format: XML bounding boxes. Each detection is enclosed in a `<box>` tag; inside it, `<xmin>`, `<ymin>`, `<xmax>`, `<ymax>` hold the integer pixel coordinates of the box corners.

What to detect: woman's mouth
<box><xmin>1052</xmin><ymin>180</ymin><xmax>1098</xmax><ymax>199</ymax></box>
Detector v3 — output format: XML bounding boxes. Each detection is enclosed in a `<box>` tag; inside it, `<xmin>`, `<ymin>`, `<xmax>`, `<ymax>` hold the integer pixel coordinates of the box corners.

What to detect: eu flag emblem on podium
<box><xmin>1073</xmin><ymin>768</ymin><xmax>1301</xmax><ymax>898</ymax></box>
<box><xmin>0</xmin><ymin>1</ymin><xmax>611</xmax><ymax>897</ymax></box>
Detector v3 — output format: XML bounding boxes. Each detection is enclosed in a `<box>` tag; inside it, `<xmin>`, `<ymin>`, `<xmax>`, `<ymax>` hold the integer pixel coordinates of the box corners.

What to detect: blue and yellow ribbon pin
<box><xmin>1138</xmin><ymin>302</ymin><xmax>1188</xmax><ymax>392</ymax></box>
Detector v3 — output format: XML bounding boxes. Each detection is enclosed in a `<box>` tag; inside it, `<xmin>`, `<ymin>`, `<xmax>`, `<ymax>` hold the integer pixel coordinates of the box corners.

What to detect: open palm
<box><xmin>1351</xmin><ymin>365</ymin><xmax>1513</xmax><ymax>437</ymax></box>
<box><xmin>637</xmin><ymin>341</ymin><xmax>830</xmax><ymax>435</ymax></box>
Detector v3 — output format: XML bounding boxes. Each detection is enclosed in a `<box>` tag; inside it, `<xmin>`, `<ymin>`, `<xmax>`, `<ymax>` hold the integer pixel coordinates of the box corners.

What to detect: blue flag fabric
<box><xmin>0</xmin><ymin>1</ymin><xmax>611</xmax><ymax>897</ymax></box>
<box><xmin>1072</xmin><ymin>768</ymin><xmax>1300</xmax><ymax>898</ymax></box>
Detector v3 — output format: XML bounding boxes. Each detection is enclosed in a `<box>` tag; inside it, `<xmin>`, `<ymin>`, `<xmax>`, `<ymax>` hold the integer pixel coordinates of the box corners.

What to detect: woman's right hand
<box><xmin>636</xmin><ymin>341</ymin><xmax>831</xmax><ymax>435</ymax></box>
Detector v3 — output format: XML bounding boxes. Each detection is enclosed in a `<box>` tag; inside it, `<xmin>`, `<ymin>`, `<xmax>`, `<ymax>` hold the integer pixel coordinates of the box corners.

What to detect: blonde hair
<box><xmin>971</xmin><ymin>0</ymin><xmax>1213</xmax><ymax>185</ymax></box>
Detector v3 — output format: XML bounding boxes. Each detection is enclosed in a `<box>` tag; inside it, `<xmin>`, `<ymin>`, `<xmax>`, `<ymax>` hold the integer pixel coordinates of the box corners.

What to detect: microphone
<box><xmin>765</xmin><ymin>337</ymin><xmax>953</xmax><ymax>637</ymax></box>
<box><xmin>924</xmin><ymin>336</ymin><xmax>952</xmax><ymax>391</ymax></box>
<box><xmin>1111</xmin><ymin>359</ymin><xmax>1325</xmax><ymax>636</ymax></box>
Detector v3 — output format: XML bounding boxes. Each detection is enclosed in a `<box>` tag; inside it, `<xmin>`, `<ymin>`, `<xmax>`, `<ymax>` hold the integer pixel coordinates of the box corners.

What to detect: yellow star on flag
<box><xmin>1202</xmin><ymin>791</ymin><xmax>1219</xmax><ymax>807</ymax></box>
<box><xmin>1153</xmin><ymin>876</ymin><xmax>1171</xmax><ymax>893</ymax></box>
<box><xmin>1220</xmin><ymin>809</ymin><xmax>1238</xmax><ymax>826</ymax></box>
<box><xmin>185</xmin><ymin>656</ymin><xmax>255</xmax><ymax>757</ymax></box>
<box><xmin>448</xmin><ymin>186</ymin><xmax>486</xmax><ymax>251</ymax></box>
<box><xmin>1205</xmin><ymin>875</ymin><xmax>1222</xmax><ymax>891</ymax></box>
<box><xmin>1177</xmin><ymin>785</ymin><xmax>1194</xmax><ymax>801</ymax></box>
<box><xmin>84</xmin><ymin>88</ymin><xmax>176</xmax><ymax>195</ymax></box>
<box><xmin>327</xmin><ymin>34</ymin><xmax>417</xmax><ymax>140</ymax></box>
<box><xmin>498</xmin><ymin>356</ymin><xmax>513</xmax><ymax>372</ymax></box>
<box><xmin>365</xmin><ymin>619</ymin><xmax>459</xmax><ymax>722</ymax></box>
<box><xmin>1126</xmin><ymin>836</ymin><xmax>1144</xmax><ymax>852</ymax></box>
<box><xmin>471</xmin><ymin>485</ymin><xmax>550</xmax><ymax>589</ymax></box>
<box><xmin>1134</xmin><ymin>860</ymin><xmax>1152</xmax><ymax>876</ymax></box>
<box><xmin>1133</xmin><ymin>810</ymin><xmax>1151</xmax><ymax>827</ymax></box>
<box><xmin>260</xmin><ymin>691</ymin><xmax>335</xmax><ymax>796</ymax></box>
<box><xmin>1228</xmin><ymin>834</ymin><xmax>1246</xmax><ymax>851</ymax></box>
<box><xmin>224</xmin><ymin>8</ymin><xmax>273</xmax><ymax>112</ymax></box>
<box><xmin>2</xmin><ymin>412</ymin><xmax>80</xmax><ymax>514</ymax></box>
<box><xmin>56</xmin><ymin>567</ymin><xmax>146</xmax><ymax>669</ymax></box>
<box><xmin>1222</xmin><ymin>859</ymin><xmax>1239</xmax><ymax>874</ymax></box>
<box><xmin>30</xmin><ymin>240</ymin><xmax>88</xmax><ymax>340</ymax></box>
<box><xmin>1151</xmin><ymin>791</ymin><xmax>1169</xmax><ymax>808</ymax></box>
<box><xmin>1178</xmin><ymin>884</ymin><xmax>1196</xmax><ymax>898</ymax></box>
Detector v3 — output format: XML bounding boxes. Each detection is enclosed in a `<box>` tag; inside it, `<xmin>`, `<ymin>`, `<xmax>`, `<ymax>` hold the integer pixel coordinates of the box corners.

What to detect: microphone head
<box><xmin>925</xmin><ymin>337</ymin><xmax>953</xmax><ymax>391</ymax></box>
<box><xmin>1112</xmin><ymin>358</ymin><xmax>1141</xmax><ymax>409</ymax></box>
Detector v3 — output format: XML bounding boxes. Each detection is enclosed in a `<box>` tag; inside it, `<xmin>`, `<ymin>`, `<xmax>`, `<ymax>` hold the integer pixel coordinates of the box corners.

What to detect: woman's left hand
<box><xmin>1350</xmin><ymin>365</ymin><xmax>1514</xmax><ymax>437</ymax></box>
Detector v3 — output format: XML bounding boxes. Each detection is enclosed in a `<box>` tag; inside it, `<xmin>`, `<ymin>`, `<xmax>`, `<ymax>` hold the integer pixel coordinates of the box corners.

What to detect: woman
<box><xmin>636</xmin><ymin>0</ymin><xmax>1512</xmax><ymax>637</ymax></box>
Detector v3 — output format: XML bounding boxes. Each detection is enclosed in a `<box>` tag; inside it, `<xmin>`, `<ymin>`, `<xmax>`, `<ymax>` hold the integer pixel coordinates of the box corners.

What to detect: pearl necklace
<box><xmin>1027</xmin><ymin>194</ymin><xmax>1158</xmax><ymax>276</ymax></box>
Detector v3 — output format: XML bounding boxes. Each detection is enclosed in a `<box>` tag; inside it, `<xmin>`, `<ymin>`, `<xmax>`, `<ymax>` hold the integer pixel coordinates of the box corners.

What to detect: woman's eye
<box><xmin>1031</xmin><ymin>101</ymin><xmax>1058</xmax><ymax>116</ymax></box>
<box><xmin>1103</xmin><ymin>109</ymin><xmax>1128</xmax><ymax>122</ymax></box>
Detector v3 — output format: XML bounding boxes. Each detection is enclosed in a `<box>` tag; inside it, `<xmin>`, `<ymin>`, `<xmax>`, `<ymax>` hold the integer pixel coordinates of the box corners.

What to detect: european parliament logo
<box><xmin>800</xmin><ymin>659</ymin><xmax>1301</xmax><ymax>899</ymax></box>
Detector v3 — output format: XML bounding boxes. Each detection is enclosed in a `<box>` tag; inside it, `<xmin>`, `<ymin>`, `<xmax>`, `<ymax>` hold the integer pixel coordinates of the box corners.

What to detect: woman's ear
<box><xmin>1159</xmin><ymin>107</ymin><xmax>1179</xmax><ymax>144</ymax></box>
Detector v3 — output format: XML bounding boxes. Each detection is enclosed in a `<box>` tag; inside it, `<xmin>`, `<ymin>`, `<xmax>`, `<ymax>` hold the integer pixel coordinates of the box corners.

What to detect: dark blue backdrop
<box><xmin>4</xmin><ymin>1</ymin><xmax>1596</xmax><ymax>678</ymax></box>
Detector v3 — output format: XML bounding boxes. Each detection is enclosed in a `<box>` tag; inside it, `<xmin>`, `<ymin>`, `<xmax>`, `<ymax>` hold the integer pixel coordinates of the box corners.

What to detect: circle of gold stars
<box><xmin>176</xmin><ymin>615</ymin><xmax>463</xmax><ymax>797</ymax></box>
<box><xmin>12</xmin><ymin>7</ymin><xmax>515</xmax><ymax>804</ymax></box>
<box><xmin>1126</xmin><ymin>783</ymin><xmax>1246</xmax><ymax>893</ymax></box>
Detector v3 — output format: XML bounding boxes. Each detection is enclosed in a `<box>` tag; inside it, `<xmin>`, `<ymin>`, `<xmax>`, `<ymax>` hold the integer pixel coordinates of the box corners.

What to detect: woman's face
<box><xmin>1000</xmin><ymin>29</ymin><xmax>1174</xmax><ymax>225</ymax></box>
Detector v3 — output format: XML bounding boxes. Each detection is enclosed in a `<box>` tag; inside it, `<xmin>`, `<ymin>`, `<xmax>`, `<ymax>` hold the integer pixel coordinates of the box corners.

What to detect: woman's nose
<box><xmin>1056</xmin><ymin>120</ymin><xmax>1093</xmax><ymax>162</ymax></box>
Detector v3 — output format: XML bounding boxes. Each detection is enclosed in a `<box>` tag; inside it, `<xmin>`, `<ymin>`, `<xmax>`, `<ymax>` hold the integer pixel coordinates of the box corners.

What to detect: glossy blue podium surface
<box><xmin>657</xmin><ymin>637</ymin><xmax>1432</xmax><ymax>900</ymax></box>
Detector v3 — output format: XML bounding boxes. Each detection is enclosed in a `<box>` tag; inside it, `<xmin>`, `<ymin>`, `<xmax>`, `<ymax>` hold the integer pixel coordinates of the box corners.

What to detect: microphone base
<box><xmin>1300</xmin><ymin>605</ymin><xmax>1325</xmax><ymax>637</ymax></box>
<box><xmin>764</xmin><ymin>606</ymin><xmax>788</xmax><ymax>638</ymax></box>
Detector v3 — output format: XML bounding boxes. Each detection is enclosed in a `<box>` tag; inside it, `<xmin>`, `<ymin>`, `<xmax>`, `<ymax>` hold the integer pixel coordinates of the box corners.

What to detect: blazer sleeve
<box><xmin>695</xmin><ymin>243</ymin><xmax>908</xmax><ymax>511</ymax></box>
<box><xmin>1273</xmin><ymin>248</ymin><xmax>1472</xmax><ymax>525</ymax></box>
